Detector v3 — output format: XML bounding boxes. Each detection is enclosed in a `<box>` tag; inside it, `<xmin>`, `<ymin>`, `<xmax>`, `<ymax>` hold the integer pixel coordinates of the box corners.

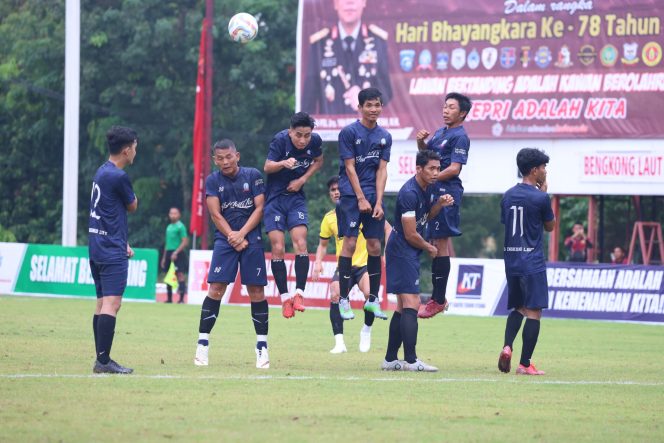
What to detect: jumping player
<box><xmin>313</xmin><ymin>176</ymin><xmax>391</xmax><ymax>354</ymax></box>
<box><xmin>263</xmin><ymin>112</ymin><xmax>323</xmax><ymax>318</ymax></box>
<box><xmin>498</xmin><ymin>148</ymin><xmax>555</xmax><ymax>376</ymax></box>
<box><xmin>89</xmin><ymin>126</ymin><xmax>139</xmax><ymax>374</ymax></box>
<box><xmin>194</xmin><ymin>139</ymin><xmax>270</xmax><ymax>369</ymax></box>
<box><xmin>382</xmin><ymin>150</ymin><xmax>454</xmax><ymax>372</ymax></box>
<box><xmin>415</xmin><ymin>92</ymin><xmax>472</xmax><ymax>318</ymax></box>
<box><xmin>336</xmin><ymin>87</ymin><xmax>391</xmax><ymax>321</ymax></box>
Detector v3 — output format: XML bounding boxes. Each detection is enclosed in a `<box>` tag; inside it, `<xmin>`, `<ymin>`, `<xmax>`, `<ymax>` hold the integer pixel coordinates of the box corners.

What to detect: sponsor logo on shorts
<box><xmin>456</xmin><ymin>265</ymin><xmax>484</xmax><ymax>298</ymax></box>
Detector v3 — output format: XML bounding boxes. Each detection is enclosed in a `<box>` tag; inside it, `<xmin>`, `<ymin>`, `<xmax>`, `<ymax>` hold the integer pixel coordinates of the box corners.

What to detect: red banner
<box><xmin>297</xmin><ymin>0</ymin><xmax>664</xmax><ymax>140</ymax></box>
<box><xmin>190</xmin><ymin>20</ymin><xmax>209</xmax><ymax>236</ymax></box>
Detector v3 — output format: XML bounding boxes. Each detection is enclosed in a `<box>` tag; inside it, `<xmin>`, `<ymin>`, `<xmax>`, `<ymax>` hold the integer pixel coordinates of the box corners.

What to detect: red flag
<box><xmin>190</xmin><ymin>20</ymin><xmax>209</xmax><ymax>237</ymax></box>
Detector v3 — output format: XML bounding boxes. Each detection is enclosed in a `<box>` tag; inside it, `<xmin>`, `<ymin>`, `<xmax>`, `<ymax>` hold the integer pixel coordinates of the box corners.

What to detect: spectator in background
<box><xmin>611</xmin><ymin>246</ymin><xmax>628</xmax><ymax>265</ymax></box>
<box><xmin>564</xmin><ymin>222</ymin><xmax>592</xmax><ymax>262</ymax></box>
<box><xmin>161</xmin><ymin>207</ymin><xmax>189</xmax><ymax>303</ymax></box>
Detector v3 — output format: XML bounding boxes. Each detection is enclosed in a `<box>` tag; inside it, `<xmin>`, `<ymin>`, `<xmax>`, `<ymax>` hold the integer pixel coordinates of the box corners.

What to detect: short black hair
<box><xmin>574</xmin><ymin>221</ymin><xmax>584</xmax><ymax>227</ymax></box>
<box><xmin>212</xmin><ymin>139</ymin><xmax>236</xmax><ymax>155</ymax></box>
<box><xmin>327</xmin><ymin>176</ymin><xmax>339</xmax><ymax>189</ymax></box>
<box><xmin>290</xmin><ymin>112</ymin><xmax>315</xmax><ymax>129</ymax></box>
<box><xmin>416</xmin><ymin>150</ymin><xmax>441</xmax><ymax>167</ymax></box>
<box><xmin>445</xmin><ymin>92</ymin><xmax>472</xmax><ymax>120</ymax></box>
<box><xmin>358</xmin><ymin>87</ymin><xmax>382</xmax><ymax>106</ymax></box>
<box><xmin>516</xmin><ymin>148</ymin><xmax>549</xmax><ymax>176</ymax></box>
<box><xmin>106</xmin><ymin>126</ymin><xmax>138</xmax><ymax>155</ymax></box>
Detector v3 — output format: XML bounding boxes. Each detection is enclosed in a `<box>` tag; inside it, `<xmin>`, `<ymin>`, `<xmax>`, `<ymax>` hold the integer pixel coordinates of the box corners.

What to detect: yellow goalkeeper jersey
<box><xmin>319</xmin><ymin>209</ymin><xmax>368</xmax><ymax>268</ymax></box>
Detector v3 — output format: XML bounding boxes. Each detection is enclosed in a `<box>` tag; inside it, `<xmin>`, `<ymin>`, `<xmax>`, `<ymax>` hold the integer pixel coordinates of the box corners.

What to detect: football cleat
<box><xmin>498</xmin><ymin>346</ymin><xmax>512</xmax><ymax>373</ymax></box>
<box><xmin>339</xmin><ymin>298</ymin><xmax>355</xmax><ymax>320</ymax></box>
<box><xmin>381</xmin><ymin>359</ymin><xmax>403</xmax><ymax>371</ymax></box>
<box><xmin>403</xmin><ymin>359</ymin><xmax>438</xmax><ymax>372</ymax></box>
<box><xmin>516</xmin><ymin>363</ymin><xmax>545</xmax><ymax>375</ymax></box>
<box><xmin>282</xmin><ymin>298</ymin><xmax>295</xmax><ymax>319</ymax></box>
<box><xmin>293</xmin><ymin>293</ymin><xmax>306</xmax><ymax>312</ymax></box>
<box><xmin>417</xmin><ymin>299</ymin><xmax>449</xmax><ymax>319</ymax></box>
<box><xmin>329</xmin><ymin>343</ymin><xmax>347</xmax><ymax>354</ymax></box>
<box><xmin>363</xmin><ymin>299</ymin><xmax>388</xmax><ymax>320</ymax></box>
<box><xmin>359</xmin><ymin>330</ymin><xmax>371</xmax><ymax>353</ymax></box>
<box><xmin>194</xmin><ymin>344</ymin><xmax>209</xmax><ymax>366</ymax></box>
<box><xmin>255</xmin><ymin>347</ymin><xmax>270</xmax><ymax>369</ymax></box>
<box><xmin>93</xmin><ymin>359</ymin><xmax>133</xmax><ymax>374</ymax></box>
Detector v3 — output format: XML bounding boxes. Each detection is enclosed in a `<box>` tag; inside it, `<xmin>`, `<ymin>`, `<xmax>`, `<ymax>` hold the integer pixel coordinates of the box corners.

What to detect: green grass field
<box><xmin>1</xmin><ymin>295</ymin><xmax>663</xmax><ymax>442</ymax></box>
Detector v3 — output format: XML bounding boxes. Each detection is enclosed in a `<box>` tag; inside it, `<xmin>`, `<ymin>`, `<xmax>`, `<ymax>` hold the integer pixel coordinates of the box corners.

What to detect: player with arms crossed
<box><xmin>498</xmin><ymin>148</ymin><xmax>555</xmax><ymax>376</ymax></box>
<box><xmin>263</xmin><ymin>112</ymin><xmax>323</xmax><ymax>318</ymax></box>
<box><xmin>194</xmin><ymin>139</ymin><xmax>270</xmax><ymax>369</ymax></box>
<box><xmin>416</xmin><ymin>92</ymin><xmax>472</xmax><ymax>318</ymax></box>
<box><xmin>382</xmin><ymin>150</ymin><xmax>454</xmax><ymax>372</ymax></box>
<box><xmin>89</xmin><ymin>126</ymin><xmax>139</xmax><ymax>374</ymax></box>
<box><xmin>313</xmin><ymin>176</ymin><xmax>392</xmax><ymax>353</ymax></box>
<box><xmin>336</xmin><ymin>87</ymin><xmax>390</xmax><ymax>321</ymax></box>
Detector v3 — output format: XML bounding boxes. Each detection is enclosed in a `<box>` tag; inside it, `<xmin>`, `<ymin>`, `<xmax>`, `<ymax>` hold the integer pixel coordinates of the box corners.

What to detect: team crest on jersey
<box><xmin>440</xmin><ymin>139</ymin><xmax>448</xmax><ymax>149</ymax></box>
<box><xmin>380</xmin><ymin>138</ymin><xmax>386</xmax><ymax>146</ymax></box>
<box><xmin>243</xmin><ymin>183</ymin><xmax>249</xmax><ymax>192</ymax></box>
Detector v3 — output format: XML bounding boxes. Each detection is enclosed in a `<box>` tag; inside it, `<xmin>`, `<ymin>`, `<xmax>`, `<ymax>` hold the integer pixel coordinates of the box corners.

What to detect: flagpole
<box><xmin>202</xmin><ymin>0</ymin><xmax>214</xmax><ymax>250</ymax></box>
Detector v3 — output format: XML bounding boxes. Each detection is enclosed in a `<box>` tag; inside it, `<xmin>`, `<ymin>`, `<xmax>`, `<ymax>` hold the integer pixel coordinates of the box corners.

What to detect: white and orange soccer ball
<box><xmin>228</xmin><ymin>13</ymin><xmax>258</xmax><ymax>43</ymax></box>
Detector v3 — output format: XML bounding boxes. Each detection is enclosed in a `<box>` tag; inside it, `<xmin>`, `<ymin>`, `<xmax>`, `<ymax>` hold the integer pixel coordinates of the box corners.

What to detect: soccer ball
<box><xmin>228</xmin><ymin>13</ymin><xmax>258</xmax><ymax>43</ymax></box>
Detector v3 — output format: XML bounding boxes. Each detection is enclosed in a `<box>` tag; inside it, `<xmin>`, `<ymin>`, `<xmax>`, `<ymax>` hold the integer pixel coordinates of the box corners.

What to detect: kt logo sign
<box><xmin>456</xmin><ymin>265</ymin><xmax>484</xmax><ymax>298</ymax></box>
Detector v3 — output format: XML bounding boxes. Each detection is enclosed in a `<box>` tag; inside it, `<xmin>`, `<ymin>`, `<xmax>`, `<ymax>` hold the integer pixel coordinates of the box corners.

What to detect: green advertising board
<box><xmin>12</xmin><ymin>244</ymin><xmax>158</xmax><ymax>301</ymax></box>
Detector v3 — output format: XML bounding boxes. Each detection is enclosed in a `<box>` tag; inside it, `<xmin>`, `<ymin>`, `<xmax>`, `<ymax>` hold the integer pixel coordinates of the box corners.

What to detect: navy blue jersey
<box><xmin>338</xmin><ymin>120</ymin><xmax>391</xmax><ymax>197</ymax></box>
<box><xmin>88</xmin><ymin>161</ymin><xmax>136</xmax><ymax>263</ymax></box>
<box><xmin>265</xmin><ymin>129</ymin><xmax>323</xmax><ymax>201</ymax></box>
<box><xmin>205</xmin><ymin>167</ymin><xmax>265</xmax><ymax>245</ymax></box>
<box><xmin>389</xmin><ymin>177</ymin><xmax>433</xmax><ymax>258</ymax></box>
<box><xmin>501</xmin><ymin>183</ymin><xmax>555</xmax><ymax>276</ymax></box>
<box><xmin>426</xmin><ymin>125</ymin><xmax>469</xmax><ymax>187</ymax></box>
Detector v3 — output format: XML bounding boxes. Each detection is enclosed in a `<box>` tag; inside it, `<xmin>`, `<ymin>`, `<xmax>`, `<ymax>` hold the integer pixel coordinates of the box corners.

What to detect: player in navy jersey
<box><xmin>263</xmin><ymin>112</ymin><xmax>324</xmax><ymax>318</ymax></box>
<box><xmin>88</xmin><ymin>126</ymin><xmax>138</xmax><ymax>374</ymax></box>
<box><xmin>415</xmin><ymin>92</ymin><xmax>473</xmax><ymax>319</ymax></box>
<box><xmin>336</xmin><ymin>87</ymin><xmax>391</xmax><ymax>321</ymax></box>
<box><xmin>498</xmin><ymin>148</ymin><xmax>555</xmax><ymax>376</ymax></box>
<box><xmin>382</xmin><ymin>150</ymin><xmax>454</xmax><ymax>372</ymax></box>
<box><xmin>194</xmin><ymin>139</ymin><xmax>271</xmax><ymax>369</ymax></box>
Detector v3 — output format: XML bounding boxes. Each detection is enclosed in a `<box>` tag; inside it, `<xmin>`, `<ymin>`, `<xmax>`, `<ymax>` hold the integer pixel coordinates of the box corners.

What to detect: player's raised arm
<box><xmin>428</xmin><ymin>194</ymin><xmax>455</xmax><ymax>221</ymax></box>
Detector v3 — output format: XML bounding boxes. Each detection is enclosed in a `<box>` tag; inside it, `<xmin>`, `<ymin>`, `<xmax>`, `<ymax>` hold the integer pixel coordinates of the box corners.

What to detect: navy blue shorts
<box><xmin>332</xmin><ymin>265</ymin><xmax>367</xmax><ymax>288</ymax></box>
<box><xmin>428</xmin><ymin>183</ymin><xmax>463</xmax><ymax>239</ymax></box>
<box><xmin>336</xmin><ymin>194</ymin><xmax>385</xmax><ymax>240</ymax></box>
<box><xmin>507</xmin><ymin>271</ymin><xmax>549</xmax><ymax>310</ymax></box>
<box><xmin>208</xmin><ymin>240</ymin><xmax>267</xmax><ymax>286</ymax></box>
<box><xmin>386</xmin><ymin>236</ymin><xmax>420</xmax><ymax>294</ymax></box>
<box><xmin>263</xmin><ymin>194</ymin><xmax>308</xmax><ymax>233</ymax></box>
<box><xmin>90</xmin><ymin>260</ymin><xmax>128</xmax><ymax>298</ymax></box>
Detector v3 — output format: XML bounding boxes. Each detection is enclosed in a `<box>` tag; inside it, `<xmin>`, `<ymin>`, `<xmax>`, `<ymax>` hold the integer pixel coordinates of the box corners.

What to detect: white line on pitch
<box><xmin>1</xmin><ymin>373</ymin><xmax>663</xmax><ymax>386</ymax></box>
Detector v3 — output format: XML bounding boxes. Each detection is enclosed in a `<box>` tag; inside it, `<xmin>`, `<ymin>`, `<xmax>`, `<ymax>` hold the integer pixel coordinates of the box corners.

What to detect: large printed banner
<box><xmin>0</xmin><ymin>242</ymin><xmax>158</xmax><ymax>301</ymax></box>
<box><xmin>297</xmin><ymin>0</ymin><xmax>664</xmax><ymax>140</ymax></box>
<box><xmin>187</xmin><ymin>250</ymin><xmax>388</xmax><ymax>309</ymax></box>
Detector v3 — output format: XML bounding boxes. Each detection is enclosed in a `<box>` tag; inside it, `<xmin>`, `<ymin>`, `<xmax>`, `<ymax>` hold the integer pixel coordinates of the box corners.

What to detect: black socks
<box><xmin>431</xmin><ymin>256</ymin><xmax>451</xmax><ymax>304</ymax></box>
<box><xmin>198</xmin><ymin>296</ymin><xmax>221</xmax><ymax>343</ymax></box>
<box><xmin>338</xmin><ymin>256</ymin><xmax>352</xmax><ymax>300</ymax></box>
<box><xmin>96</xmin><ymin>314</ymin><xmax>116</xmax><ymax>364</ymax></box>
<box><xmin>367</xmin><ymin>255</ymin><xmax>381</xmax><ymax>303</ymax></box>
<box><xmin>251</xmin><ymin>300</ymin><xmax>269</xmax><ymax>336</ymax></box>
<box><xmin>330</xmin><ymin>302</ymin><xmax>343</xmax><ymax>335</ymax></box>
<box><xmin>401</xmin><ymin>308</ymin><xmax>419</xmax><ymax>364</ymax></box>
<box><xmin>295</xmin><ymin>254</ymin><xmax>309</xmax><ymax>292</ymax></box>
<box><xmin>520</xmin><ymin>318</ymin><xmax>541</xmax><ymax>367</ymax></box>
<box><xmin>385</xmin><ymin>311</ymin><xmax>402</xmax><ymax>362</ymax></box>
<box><xmin>271</xmin><ymin>259</ymin><xmax>288</xmax><ymax>295</ymax></box>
